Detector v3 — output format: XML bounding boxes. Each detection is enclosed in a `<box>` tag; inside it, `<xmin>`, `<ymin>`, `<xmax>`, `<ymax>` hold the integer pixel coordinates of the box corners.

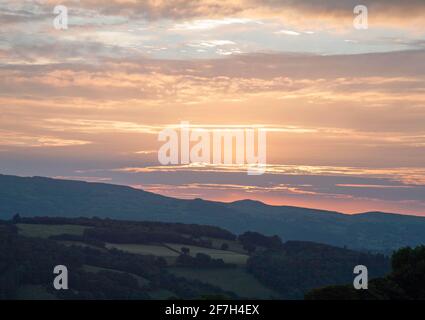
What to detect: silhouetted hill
<box><xmin>1</xmin><ymin>174</ymin><xmax>425</xmax><ymax>253</ymax></box>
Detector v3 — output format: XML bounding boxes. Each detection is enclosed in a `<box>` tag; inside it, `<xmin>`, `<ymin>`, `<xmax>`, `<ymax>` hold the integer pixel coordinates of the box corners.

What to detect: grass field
<box><xmin>168</xmin><ymin>267</ymin><xmax>281</xmax><ymax>299</ymax></box>
<box><xmin>103</xmin><ymin>242</ymin><xmax>248</xmax><ymax>265</ymax></box>
<box><xmin>165</xmin><ymin>243</ymin><xmax>249</xmax><ymax>265</ymax></box>
<box><xmin>58</xmin><ymin>240</ymin><xmax>105</xmax><ymax>250</ymax></box>
<box><xmin>105</xmin><ymin>243</ymin><xmax>180</xmax><ymax>257</ymax></box>
<box><xmin>203</xmin><ymin>237</ymin><xmax>248</xmax><ymax>254</ymax></box>
<box><xmin>149</xmin><ymin>289</ymin><xmax>177</xmax><ymax>300</ymax></box>
<box><xmin>17</xmin><ymin>223</ymin><xmax>88</xmax><ymax>238</ymax></box>
<box><xmin>82</xmin><ymin>264</ymin><xmax>150</xmax><ymax>287</ymax></box>
<box><xmin>16</xmin><ymin>285</ymin><xmax>57</xmax><ymax>300</ymax></box>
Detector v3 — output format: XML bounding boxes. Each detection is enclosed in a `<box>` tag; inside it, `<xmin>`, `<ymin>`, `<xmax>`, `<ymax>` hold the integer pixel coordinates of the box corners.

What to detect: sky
<box><xmin>1</xmin><ymin>0</ymin><xmax>425</xmax><ymax>215</ymax></box>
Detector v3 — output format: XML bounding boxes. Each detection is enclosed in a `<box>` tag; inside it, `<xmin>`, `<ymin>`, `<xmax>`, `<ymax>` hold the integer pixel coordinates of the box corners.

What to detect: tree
<box><xmin>305</xmin><ymin>245</ymin><xmax>425</xmax><ymax>300</ymax></box>
<box><xmin>196</xmin><ymin>253</ymin><xmax>212</xmax><ymax>264</ymax></box>
<box><xmin>12</xmin><ymin>213</ymin><xmax>21</xmax><ymax>224</ymax></box>
<box><xmin>221</xmin><ymin>243</ymin><xmax>229</xmax><ymax>251</ymax></box>
<box><xmin>239</xmin><ymin>231</ymin><xmax>282</xmax><ymax>250</ymax></box>
<box><xmin>181</xmin><ymin>247</ymin><xmax>190</xmax><ymax>255</ymax></box>
<box><xmin>243</xmin><ymin>243</ymin><xmax>256</xmax><ymax>254</ymax></box>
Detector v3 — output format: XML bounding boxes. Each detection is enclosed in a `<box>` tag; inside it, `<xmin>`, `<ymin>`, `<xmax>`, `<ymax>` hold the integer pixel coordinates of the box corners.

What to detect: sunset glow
<box><xmin>1</xmin><ymin>0</ymin><xmax>425</xmax><ymax>215</ymax></box>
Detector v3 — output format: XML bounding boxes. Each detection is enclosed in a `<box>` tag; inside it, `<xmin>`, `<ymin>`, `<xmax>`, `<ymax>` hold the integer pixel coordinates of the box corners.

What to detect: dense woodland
<box><xmin>15</xmin><ymin>215</ymin><xmax>236</xmax><ymax>241</ymax></box>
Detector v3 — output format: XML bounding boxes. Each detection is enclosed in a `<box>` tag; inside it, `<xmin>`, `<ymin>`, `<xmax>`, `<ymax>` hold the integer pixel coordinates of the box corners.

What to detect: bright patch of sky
<box><xmin>2</xmin><ymin>4</ymin><xmax>425</xmax><ymax>63</ymax></box>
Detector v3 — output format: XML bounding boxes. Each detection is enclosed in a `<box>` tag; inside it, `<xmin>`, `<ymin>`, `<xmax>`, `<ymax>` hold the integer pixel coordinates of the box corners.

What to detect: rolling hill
<box><xmin>1</xmin><ymin>173</ymin><xmax>425</xmax><ymax>253</ymax></box>
<box><xmin>0</xmin><ymin>217</ymin><xmax>390</xmax><ymax>299</ymax></box>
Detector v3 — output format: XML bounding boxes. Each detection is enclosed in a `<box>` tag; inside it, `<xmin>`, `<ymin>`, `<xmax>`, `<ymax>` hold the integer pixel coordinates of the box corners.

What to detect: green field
<box><xmin>105</xmin><ymin>243</ymin><xmax>180</xmax><ymax>257</ymax></box>
<box><xmin>17</xmin><ymin>223</ymin><xmax>88</xmax><ymax>238</ymax></box>
<box><xmin>168</xmin><ymin>267</ymin><xmax>281</xmax><ymax>299</ymax></box>
<box><xmin>203</xmin><ymin>237</ymin><xmax>248</xmax><ymax>254</ymax></box>
<box><xmin>16</xmin><ymin>285</ymin><xmax>57</xmax><ymax>300</ymax></box>
<box><xmin>58</xmin><ymin>240</ymin><xmax>104</xmax><ymax>250</ymax></box>
<box><xmin>165</xmin><ymin>243</ymin><xmax>249</xmax><ymax>265</ymax></box>
<box><xmin>149</xmin><ymin>289</ymin><xmax>177</xmax><ymax>300</ymax></box>
<box><xmin>82</xmin><ymin>264</ymin><xmax>150</xmax><ymax>287</ymax></box>
<box><xmin>103</xmin><ymin>242</ymin><xmax>248</xmax><ymax>265</ymax></box>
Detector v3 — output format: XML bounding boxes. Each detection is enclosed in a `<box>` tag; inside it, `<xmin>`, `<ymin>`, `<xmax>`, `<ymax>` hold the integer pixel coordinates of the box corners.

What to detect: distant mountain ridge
<box><xmin>1</xmin><ymin>173</ymin><xmax>425</xmax><ymax>253</ymax></box>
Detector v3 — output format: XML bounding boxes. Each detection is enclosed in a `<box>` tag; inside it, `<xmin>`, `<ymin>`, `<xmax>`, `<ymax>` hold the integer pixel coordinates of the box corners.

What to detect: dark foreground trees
<box><xmin>247</xmin><ymin>241</ymin><xmax>390</xmax><ymax>299</ymax></box>
<box><xmin>305</xmin><ymin>246</ymin><xmax>425</xmax><ymax>300</ymax></box>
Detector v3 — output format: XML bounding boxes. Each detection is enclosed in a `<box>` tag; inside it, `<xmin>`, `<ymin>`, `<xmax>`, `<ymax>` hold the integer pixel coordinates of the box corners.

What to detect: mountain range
<box><xmin>1</xmin><ymin>173</ymin><xmax>424</xmax><ymax>253</ymax></box>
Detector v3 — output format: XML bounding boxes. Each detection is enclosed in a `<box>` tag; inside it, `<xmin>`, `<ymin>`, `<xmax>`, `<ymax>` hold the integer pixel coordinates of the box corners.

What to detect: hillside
<box><xmin>0</xmin><ymin>217</ymin><xmax>390</xmax><ymax>299</ymax></box>
<box><xmin>1</xmin><ymin>174</ymin><xmax>425</xmax><ymax>253</ymax></box>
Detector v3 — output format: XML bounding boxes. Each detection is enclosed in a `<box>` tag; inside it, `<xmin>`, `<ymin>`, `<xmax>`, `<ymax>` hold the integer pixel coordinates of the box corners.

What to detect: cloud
<box><xmin>0</xmin><ymin>2</ymin><xmax>424</xmax><ymax>217</ymax></box>
<box><xmin>2</xmin><ymin>50</ymin><xmax>425</xmax><ymax>100</ymax></box>
<box><xmin>186</xmin><ymin>40</ymin><xmax>236</xmax><ymax>48</ymax></box>
<box><xmin>3</xmin><ymin>0</ymin><xmax>425</xmax><ymax>29</ymax></box>
<box><xmin>40</xmin><ymin>1</ymin><xmax>425</xmax><ymax>22</ymax></box>
<box><xmin>112</xmin><ymin>164</ymin><xmax>425</xmax><ymax>185</ymax></box>
<box><xmin>53</xmin><ymin>175</ymin><xmax>112</xmax><ymax>182</ymax></box>
<box><xmin>0</xmin><ymin>6</ymin><xmax>50</xmax><ymax>25</ymax></box>
<box><xmin>171</xmin><ymin>18</ymin><xmax>255</xmax><ymax>30</ymax></box>
<box><xmin>1</xmin><ymin>50</ymin><xmax>425</xmax><ymax>157</ymax></box>
<box><xmin>99</xmin><ymin>163</ymin><xmax>425</xmax><ymax>214</ymax></box>
<box><xmin>274</xmin><ymin>30</ymin><xmax>300</xmax><ymax>36</ymax></box>
<box><xmin>0</xmin><ymin>130</ymin><xmax>91</xmax><ymax>147</ymax></box>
